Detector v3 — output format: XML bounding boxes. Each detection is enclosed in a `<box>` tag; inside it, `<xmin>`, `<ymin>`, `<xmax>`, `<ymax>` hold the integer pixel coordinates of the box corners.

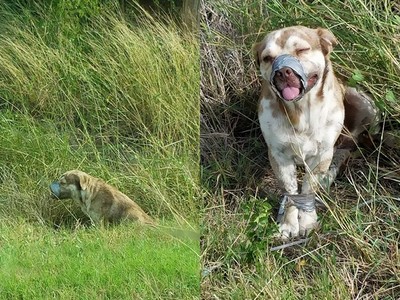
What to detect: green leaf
<box><xmin>385</xmin><ymin>90</ymin><xmax>396</xmax><ymax>102</ymax></box>
<box><xmin>351</xmin><ymin>70</ymin><xmax>365</xmax><ymax>83</ymax></box>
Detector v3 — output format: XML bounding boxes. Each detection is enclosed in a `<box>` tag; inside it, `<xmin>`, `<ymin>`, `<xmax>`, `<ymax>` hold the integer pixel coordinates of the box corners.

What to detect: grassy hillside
<box><xmin>201</xmin><ymin>0</ymin><xmax>399</xmax><ymax>299</ymax></box>
<box><xmin>0</xmin><ymin>2</ymin><xmax>200</xmax><ymax>298</ymax></box>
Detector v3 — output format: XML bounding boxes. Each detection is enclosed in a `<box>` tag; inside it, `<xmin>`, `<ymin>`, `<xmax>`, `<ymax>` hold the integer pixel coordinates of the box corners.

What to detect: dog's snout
<box><xmin>276</xmin><ymin>67</ymin><xmax>293</xmax><ymax>78</ymax></box>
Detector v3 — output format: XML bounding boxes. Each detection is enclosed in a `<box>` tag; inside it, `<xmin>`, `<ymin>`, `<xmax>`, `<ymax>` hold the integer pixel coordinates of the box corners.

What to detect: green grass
<box><xmin>0</xmin><ymin>2</ymin><xmax>200</xmax><ymax>299</ymax></box>
<box><xmin>201</xmin><ymin>0</ymin><xmax>400</xmax><ymax>299</ymax></box>
<box><xmin>0</xmin><ymin>220</ymin><xmax>199</xmax><ymax>299</ymax></box>
<box><xmin>0</xmin><ymin>2</ymin><xmax>199</xmax><ymax>221</ymax></box>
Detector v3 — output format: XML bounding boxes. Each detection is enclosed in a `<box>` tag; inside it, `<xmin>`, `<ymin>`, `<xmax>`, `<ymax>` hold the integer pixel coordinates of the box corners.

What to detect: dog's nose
<box><xmin>276</xmin><ymin>67</ymin><xmax>293</xmax><ymax>78</ymax></box>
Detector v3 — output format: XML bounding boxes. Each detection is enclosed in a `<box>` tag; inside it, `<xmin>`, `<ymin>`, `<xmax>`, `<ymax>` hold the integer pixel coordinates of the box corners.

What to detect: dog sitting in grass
<box><xmin>253</xmin><ymin>26</ymin><xmax>378</xmax><ymax>238</ymax></box>
<box><xmin>50</xmin><ymin>170</ymin><xmax>154</xmax><ymax>225</ymax></box>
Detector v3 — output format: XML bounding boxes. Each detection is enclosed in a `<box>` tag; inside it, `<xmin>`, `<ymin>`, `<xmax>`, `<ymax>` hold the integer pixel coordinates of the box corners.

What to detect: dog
<box><xmin>253</xmin><ymin>26</ymin><xmax>378</xmax><ymax>238</ymax></box>
<box><xmin>50</xmin><ymin>170</ymin><xmax>155</xmax><ymax>225</ymax></box>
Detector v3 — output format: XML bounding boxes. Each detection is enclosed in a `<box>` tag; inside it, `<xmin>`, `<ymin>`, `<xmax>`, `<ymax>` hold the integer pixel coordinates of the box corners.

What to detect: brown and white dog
<box><xmin>50</xmin><ymin>170</ymin><xmax>155</xmax><ymax>225</ymax></box>
<box><xmin>253</xmin><ymin>26</ymin><xmax>378</xmax><ymax>238</ymax></box>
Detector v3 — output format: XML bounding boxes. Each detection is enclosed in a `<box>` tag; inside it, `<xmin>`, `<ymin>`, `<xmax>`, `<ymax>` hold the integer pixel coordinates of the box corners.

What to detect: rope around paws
<box><xmin>277</xmin><ymin>193</ymin><xmax>316</xmax><ymax>223</ymax></box>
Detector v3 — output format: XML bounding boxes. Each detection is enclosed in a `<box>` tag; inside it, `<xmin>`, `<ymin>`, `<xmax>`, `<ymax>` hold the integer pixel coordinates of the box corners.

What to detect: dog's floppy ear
<box><xmin>252</xmin><ymin>40</ymin><xmax>266</xmax><ymax>67</ymax></box>
<box><xmin>65</xmin><ymin>170</ymin><xmax>88</xmax><ymax>191</ymax></box>
<box><xmin>77</xmin><ymin>173</ymin><xmax>90</xmax><ymax>191</ymax></box>
<box><xmin>317</xmin><ymin>28</ymin><xmax>337</xmax><ymax>56</ymax></box>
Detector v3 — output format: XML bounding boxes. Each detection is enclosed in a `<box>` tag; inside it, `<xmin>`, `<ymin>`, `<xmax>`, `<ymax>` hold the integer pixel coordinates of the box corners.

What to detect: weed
<box><xmin>236</xmin><ymin>197</ymin><xmax>276</xmax><ymax>264</ymax></box>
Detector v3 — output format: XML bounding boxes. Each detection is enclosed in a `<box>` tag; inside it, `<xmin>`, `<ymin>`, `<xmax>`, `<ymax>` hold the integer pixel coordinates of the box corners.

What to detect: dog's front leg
<box><xmin>298</xmin><ymin>151</ymin><xmax>335</xmax><ymax>235</ymax></box>
<box><xmin>269</xmin><ymin>150</ymin><xmax>298</xmax><ymax>194</ymax></box>
<box><xmin>302</xmin><ymin>149</ymin><xmax>334</xmax><ymax>193</ymax></box>
<box><xmin>269</xmin><ymin>151</ymin><xmax>300</xmax><ymax>238</ymax></box>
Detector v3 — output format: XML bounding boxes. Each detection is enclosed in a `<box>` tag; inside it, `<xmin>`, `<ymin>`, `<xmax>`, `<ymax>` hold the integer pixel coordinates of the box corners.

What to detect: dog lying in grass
<box><xmin>253</xmin><ymin>26</ymin><xmax>378</xmax><ymax>238</ymax></box>
<box><xmin>50</xmin><ymin>170</ymin><xmax>155</xmax><ymax>225</ymax></box>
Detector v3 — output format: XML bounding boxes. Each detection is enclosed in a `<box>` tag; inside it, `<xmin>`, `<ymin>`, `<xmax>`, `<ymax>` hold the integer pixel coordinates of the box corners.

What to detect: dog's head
<box><xmin>253</xmin><ymin>26</ymin><xmax>337</xmax><ymax>102</ymax></box>
<box><xmin>50</xmin><ymin>170</ymin><xmax>92</xmax><ymax>200</ymax></box>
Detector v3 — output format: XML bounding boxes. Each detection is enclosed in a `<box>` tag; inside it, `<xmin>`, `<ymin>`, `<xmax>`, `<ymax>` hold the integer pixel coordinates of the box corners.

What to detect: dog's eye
<box><xmin>262</xmin><ymin>55</ymin><xmax>273</xmax><ymax>63</ymax></box>
<box><xmin>296</xmin><ymin>47</ymin><xmax>311</xmax><ymax>55</ymax></box>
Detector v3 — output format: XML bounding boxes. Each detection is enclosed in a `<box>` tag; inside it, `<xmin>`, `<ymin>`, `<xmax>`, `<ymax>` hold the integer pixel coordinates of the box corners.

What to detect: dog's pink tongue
<box><xmin>282</xmin><ymin>87</ymin><xmax>300</xmax><ymax>100</ymax></box>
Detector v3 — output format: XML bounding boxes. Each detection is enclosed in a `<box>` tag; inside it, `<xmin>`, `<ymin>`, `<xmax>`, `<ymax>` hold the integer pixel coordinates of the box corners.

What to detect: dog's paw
<box><xmin>298</xmin><ymin>209</ymin><xmax>318</xmax><ymax>236</ymax></box>
<box><xmin>278</xmin><ymin>205</ymin><xmax>299</xmax><ymax>239</ymax></box>
<box><xmin>276</xmin><ymin>193</ymin><xmax>318</xmax><ymax>239</ymax></box>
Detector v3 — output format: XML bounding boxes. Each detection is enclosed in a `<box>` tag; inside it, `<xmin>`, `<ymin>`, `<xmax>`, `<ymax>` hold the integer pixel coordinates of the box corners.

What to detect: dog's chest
<box><xmin>258</xmin><ymin>98</ymin><xmax>338</xmax><ymax>162</ymax></box>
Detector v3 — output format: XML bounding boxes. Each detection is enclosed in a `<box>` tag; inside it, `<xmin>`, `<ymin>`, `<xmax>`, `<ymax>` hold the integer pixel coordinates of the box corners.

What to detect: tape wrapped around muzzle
<box><xmin>270</xmin><ymin>54</ymin><xmax>308</xmax><ymax>101</ymax></box>
<box><xmin>50</xmin><ymin>182</ymin><xmax>61</xmax><ymax>198</ymax></box>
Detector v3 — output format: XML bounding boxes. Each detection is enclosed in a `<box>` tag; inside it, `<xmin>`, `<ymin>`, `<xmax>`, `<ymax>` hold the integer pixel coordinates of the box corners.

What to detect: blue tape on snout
<box><xmin>270</xmin><ymin>54</ymin><xmax>308</xmax><ymax>100</ymax></box>
<box><xmin>50</xmin><ymin>182</ymin><xmax>61</xmax><ymax>197</ymax></box>
<box><xmin>270</xmin><ymin>54</ymin><xmax>308</xmax><ymax>86</ymax></box>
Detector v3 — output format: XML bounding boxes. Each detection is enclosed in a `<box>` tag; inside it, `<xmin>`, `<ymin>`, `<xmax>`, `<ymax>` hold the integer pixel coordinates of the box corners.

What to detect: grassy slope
<box><xmin>201</xmin><ymin>0</ymin><xmax>399</xmax><ymax>299</ymax></box>
<box><xmin>0</xmin><ymin>2</ymin><xmax>200</xmax><ymax>299</ymax></box>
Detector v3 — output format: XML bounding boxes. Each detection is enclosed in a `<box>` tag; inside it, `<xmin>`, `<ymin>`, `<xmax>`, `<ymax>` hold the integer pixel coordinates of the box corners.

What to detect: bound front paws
<box><xmin>277</xmin><ymin>194</ymin><xmax>318</xmax><ymax>239</ymax></box>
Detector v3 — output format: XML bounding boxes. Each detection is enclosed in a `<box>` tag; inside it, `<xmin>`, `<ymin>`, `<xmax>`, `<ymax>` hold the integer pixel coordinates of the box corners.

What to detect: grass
<box><xmin>201</xmin><ymin>0</ymin><xmax>400</xmax><ymax>299</ymax></box>
<box><xmin>0</xmin><ymin>220</ymin><xmax>199</xmax><ymax>299</ymax></box>
<box><xmin>0</xmin><ymin>1</ymin><xmax>200</xmax><ymax>299</ymax></box>
<box><xmin>0</xmin><ymin>2</ymin><xmax>200</xmax><ymax>221</ymax></box>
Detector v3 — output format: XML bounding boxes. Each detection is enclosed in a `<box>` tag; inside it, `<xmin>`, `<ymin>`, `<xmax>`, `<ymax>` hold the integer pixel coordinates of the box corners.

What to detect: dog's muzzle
<box><xmin>270</xmin><ymin>54</ymin><xmax>308</xmax><ymax>102</ymax></box>
<box><xmin>50</xmin><ymin>182</ymin><xmax>61</xmax><ymax>198</ymax></box>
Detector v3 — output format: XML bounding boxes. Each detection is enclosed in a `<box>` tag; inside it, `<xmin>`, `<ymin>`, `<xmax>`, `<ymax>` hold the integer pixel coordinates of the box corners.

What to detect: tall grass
<box><xmin>0</xmin><ymin>2</ymin><xmax>200</xmax><ymax>298</ymax></box>
<box><xmin>201</xmin><ymin>0</ymin><xmax>399</xmax><ymax>299</ymax></box>
<box><xmin>0</xmin><ymin>3</ymin><xmax>200</xmax><ymax>224</ymax></box>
